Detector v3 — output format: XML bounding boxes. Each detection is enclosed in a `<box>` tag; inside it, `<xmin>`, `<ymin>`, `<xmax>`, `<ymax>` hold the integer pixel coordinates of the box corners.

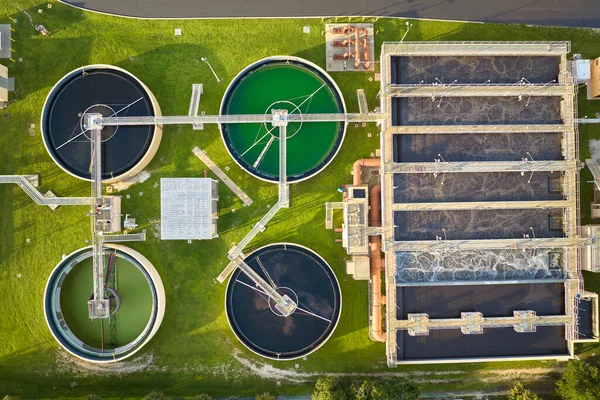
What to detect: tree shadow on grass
<box><xmin>115</xmin><ymin>43</ymin><xmax>228</xmax><ymax>177</ymax></box>
<box><xmin>0</xmin><ymin>345</ymin><xmax>177</xmax><ymax>397</ymax></box>
<box><xmin>0</xmin><ymin>341</ymin><xmax>60</xmax><ymax>396</ymax></box>
<box><xmin>8</xmin><ymin>34</ymin><xmax>94</xmax><ymax>101</ymax></box>
<box><xmin>119</xmin><ymin>234</ymin><xmax>233</xmax><ymax>349</ymax></box>
<box><xmin>0</xmin><ymin>190</ymin><xmax>15</xmax><ymax>265</ymax></box>
<box><xmin>17</xmin><ymin>2</ymin><xmax>86</xmax><ymax>36</ymax></box>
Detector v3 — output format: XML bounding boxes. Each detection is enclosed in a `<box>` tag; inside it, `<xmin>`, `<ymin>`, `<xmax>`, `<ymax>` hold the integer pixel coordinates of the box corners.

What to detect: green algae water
<box><xmin>222</xmin><ymin>61</ymin><xmax>344</xmax><ymax>181</ymax></box>
<box><xmin>59</xmin><ymin>254</ymin><xmax>153</xmax><ymax>349</ymax></box>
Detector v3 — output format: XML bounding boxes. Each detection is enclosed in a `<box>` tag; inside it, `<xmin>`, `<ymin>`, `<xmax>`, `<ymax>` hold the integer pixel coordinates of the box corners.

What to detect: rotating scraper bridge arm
<box><xmin>85</xmin><ymin>115</ymin><xmax>111</xmax><ymax>320</ymax></box>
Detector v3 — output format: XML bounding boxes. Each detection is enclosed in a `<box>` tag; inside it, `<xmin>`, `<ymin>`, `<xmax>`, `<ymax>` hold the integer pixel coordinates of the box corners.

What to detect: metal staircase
<box><xmin>0</xmin><ymin>175</ymin><xmax>92</xmax><ymax>206</ymax></box>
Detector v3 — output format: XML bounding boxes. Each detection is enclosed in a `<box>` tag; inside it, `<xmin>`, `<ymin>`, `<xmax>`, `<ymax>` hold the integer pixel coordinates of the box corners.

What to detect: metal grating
<box><xmin>160</xmin><ymin>178</ymin><xmax>218</xmax><ymax>240</ymax></box>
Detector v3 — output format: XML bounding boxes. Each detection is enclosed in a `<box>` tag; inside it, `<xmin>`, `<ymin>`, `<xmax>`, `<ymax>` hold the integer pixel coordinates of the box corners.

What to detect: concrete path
<box><xmin>192</xmin><ymin>147</ymin><xmax>253</xmax><ymax>206</ymax></box>
<box><xmin>61</xmin><ymin>0</ymin><xmax>600</xmax><ymax>28</ymax></box>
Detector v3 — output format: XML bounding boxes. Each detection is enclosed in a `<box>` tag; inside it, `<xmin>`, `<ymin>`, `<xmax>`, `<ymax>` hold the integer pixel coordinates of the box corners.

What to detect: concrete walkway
<box><xmin>192</xmin><ymin>147</ymin><xmax>253</xmax><ymax>206</ymax></box>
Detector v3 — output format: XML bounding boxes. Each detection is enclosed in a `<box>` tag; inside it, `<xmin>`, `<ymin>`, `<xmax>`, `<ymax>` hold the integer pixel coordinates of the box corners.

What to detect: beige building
<box><xmin>0</xmin><ymin>64</ymin><xmax>8</xmax><ymax>107</ymax></box>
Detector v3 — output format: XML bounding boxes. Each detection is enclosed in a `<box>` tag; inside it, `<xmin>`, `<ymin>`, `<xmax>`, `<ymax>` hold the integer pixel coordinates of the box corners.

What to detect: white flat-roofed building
<box><xmin>160</xmin><ymin>178</ymin><xmax>218</xmax><ymax>240</ymax></box>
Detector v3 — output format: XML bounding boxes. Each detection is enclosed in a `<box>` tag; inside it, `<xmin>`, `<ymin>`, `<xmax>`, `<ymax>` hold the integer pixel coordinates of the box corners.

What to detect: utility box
<box><xmin>573</xmin><ymin>59</ymin><xmax>591</xmax><ymax>81</ymax></box>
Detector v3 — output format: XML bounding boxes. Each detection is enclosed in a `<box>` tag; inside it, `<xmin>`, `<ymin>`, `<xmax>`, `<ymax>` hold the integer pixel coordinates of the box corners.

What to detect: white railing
<box><xmin>382</xmin><ymin>41</ymin><xmax>570</xmax><ymax>55</ymax></box>
<box><xmin>389</xmin><ymin>82</ymin><xmax>564</xmax><ymax>88</ymax></box>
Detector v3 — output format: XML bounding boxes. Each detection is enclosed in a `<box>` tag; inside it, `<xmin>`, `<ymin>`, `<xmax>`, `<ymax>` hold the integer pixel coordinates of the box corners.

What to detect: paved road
<box><xmin>62</xmin><ymin>0</ymin><xmax>600</xmax><ymax>27</ymax></box>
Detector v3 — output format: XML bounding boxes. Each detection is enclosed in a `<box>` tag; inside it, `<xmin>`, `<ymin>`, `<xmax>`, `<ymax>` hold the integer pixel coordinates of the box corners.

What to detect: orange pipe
<box><xmin>362</xmin><ymin>34</ymin><xmax>370</xmax><ymax>70</ymax></box>
<box><xmin>369</xmin><ymin>184</ymin><xmax>382</xmax><ymax>228</ymax></box>
<box><xmin>369</xmin><ymin>235</ymin><xmax>387</xmax><ymax>342</ymax></box>
<box><xmin>352</xmin><ymin>158</ymin><xmax>386</xmax><ymax>342</ymax></box>
<box><xmin>369</xmin><ymin>184</ymin><xmax>386</xmax><ymax>342</ymax></box>
<box><xmin>354</xmin><ymin>29</ymin><xmax>361</xmax><ymax>69</ymax></box>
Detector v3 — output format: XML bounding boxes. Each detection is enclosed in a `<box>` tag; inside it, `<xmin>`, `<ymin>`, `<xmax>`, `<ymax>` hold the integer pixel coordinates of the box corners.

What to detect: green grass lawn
<box><xmin>2</xmin><ymin>1</ymin><xmax>600</xmax><ymax>398</ymax></box>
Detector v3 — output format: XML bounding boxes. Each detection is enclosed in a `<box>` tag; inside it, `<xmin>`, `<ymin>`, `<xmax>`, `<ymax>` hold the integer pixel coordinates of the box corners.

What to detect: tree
<box><xmin>556</xmin><ymin>359</ymin><xmax>600</xmax><ymax>400</ymax></box>
<box><xmin>349</xmin><ymin>380</ymin><xmax>371</xmax><ymax>400</ymax></box>
<box><xmin>312</xmin><ymin>377</ymin><xmax>347</xmax><ymax>400</ymax></box>
<box><xmin>255</xmin><ymin>393</ymin><xmax>276</xmax><ymax>400</ymax></box>
<box><xmin>143</xmin><ymin>392</ymin><xmax>169</xmax><ymax>400</ymax></box>
<box><xmin>509</xmin><ymin>382</ymin><xmax>540</xmax><ymax>400</ymax></box>
<box><xmin>369</xmin><ymin>378</ymin><xmax>419</xmax><ymax>400</ymax></box>
<box><xmin>191</xmin><ymin>395</ymin><xmax>213</xmax><ymax>400</ymax></box>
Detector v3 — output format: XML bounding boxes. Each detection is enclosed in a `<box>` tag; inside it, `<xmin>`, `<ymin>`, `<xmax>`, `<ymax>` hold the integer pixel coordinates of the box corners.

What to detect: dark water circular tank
<box><xmin>226</xmin><ymin>243</ymin><xmax>342</xmax><ymax>360</ymax></box>
<box><xmin>41</xmin><ymin>65</ymin><xmax>162</xmax><ymax>181</ymax></box>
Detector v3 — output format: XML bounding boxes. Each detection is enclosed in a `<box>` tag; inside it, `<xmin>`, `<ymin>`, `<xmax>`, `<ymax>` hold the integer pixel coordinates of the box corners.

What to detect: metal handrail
<box><xmin>382</xmin><ymin>41</ymin><xmax>570</xmax><ymax>52</ymax></box>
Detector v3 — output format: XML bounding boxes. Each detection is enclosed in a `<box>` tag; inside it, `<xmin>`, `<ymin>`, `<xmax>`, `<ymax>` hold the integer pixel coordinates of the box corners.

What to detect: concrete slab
<box><xmin>44</xmin><ymin>190</ymin><xmax>59</xmax><ymax>211</ymax></box>
<box><xmin>0</xmin><ymin>25</ymin><xmax>11</xmax><ymax>59</ymax></box>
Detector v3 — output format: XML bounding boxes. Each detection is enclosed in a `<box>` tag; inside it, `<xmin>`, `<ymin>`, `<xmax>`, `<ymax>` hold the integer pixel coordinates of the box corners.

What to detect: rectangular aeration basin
<box><xmin>393</xmin><ymin>171</ymin><xmax>564</xmax><ymax>203</ymax></box>
<box><xmin>393</xmin><ymin>209</ymin><xmax>564</xmax><ymax>241</ymax></box>
<box><xmin>393</xmin><ymin>133</ymin><xmax>563</xmax><ymax>163</ymax></box>
<box><xmin>390</xmin><ymin>56</ymin><xmax>561</xmax><ymax>85</ymax></box>
<box><xmin>392</xmin><ymin>97</ymin><xmax>563</xmax><ymax>126</ymax></box>
<box><xmin>395</xmin><ymin>249</ymin><xmax>565</xmax><ymax>283</ymax></box>
<box><xmin>396</xmin><ymin>282</ymin><xmax>565</xmax><ymax>319</ymax></box>
<box><xmin>397</xmin><ymin>326</ymin><xmax>568</xmax><ymax>360</ymax></box>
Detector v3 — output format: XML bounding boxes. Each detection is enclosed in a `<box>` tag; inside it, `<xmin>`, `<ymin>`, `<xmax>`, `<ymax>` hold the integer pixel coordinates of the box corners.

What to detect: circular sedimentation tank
<box><xmin>220</xmin><ymin>56</ymin><xmax>346</xmax><ymax>182</ymax></box>
<box><xmin>44</xmin><ymin>245</ymin><xmax>165</xmax><ymax>363</ymax></box>
<box><xmin>226</xmin><ymin>243</ymin><xmax>341</xmax><ymax>360</ymax></box>
<box><xmin>41</xmin><ymin>65</ymin><xmax>162</xmax><ymax>182</ymax></box>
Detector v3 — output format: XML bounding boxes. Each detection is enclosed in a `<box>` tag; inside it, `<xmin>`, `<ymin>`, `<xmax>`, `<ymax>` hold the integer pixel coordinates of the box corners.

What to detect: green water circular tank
<box><xmin>44</xmin><ymin>245</ymin><xmax>165</xmax><ymax>363</ymax></box>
